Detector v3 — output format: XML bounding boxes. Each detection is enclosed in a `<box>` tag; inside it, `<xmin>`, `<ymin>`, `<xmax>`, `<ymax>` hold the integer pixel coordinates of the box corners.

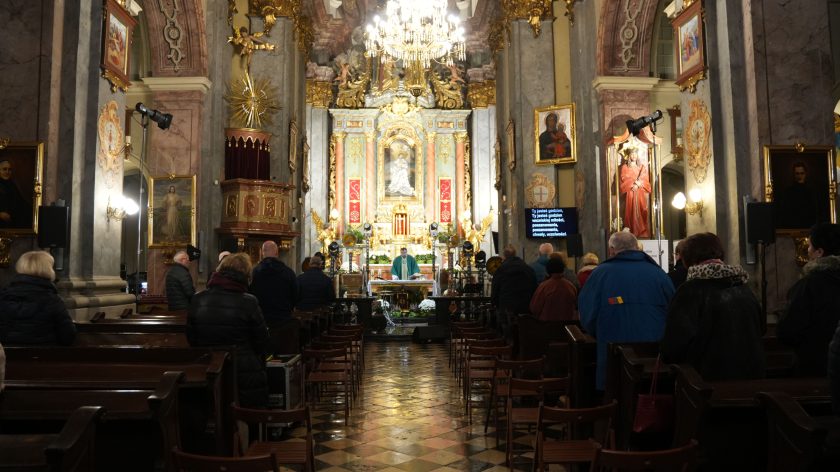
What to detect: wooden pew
<box><xmin>564</xmin><ymin>324</ymin><xmax>597</xmax><ymax>408</ymax></box>
<box><xmin>1</xmin><ymin>372</ymin><xmax>183</xmax><ymax>471</ymax></box>
<box><xmin>0</xmin><ymin>406</ymin><xmax>103</xmax><ymax>472</ymax></box>
<box><xmin>74</xmin><ymin>321</ymin><xmax>188</xmax><ymax>347</ymax></box>
<box><xmin>757</xmin><ymin>391</ymin><xmax>840</xmax><ymax>472</ymax></box>
<box><xmin>672</xmin><ymin>364</ymin><xmax>831</xmax><ymax>471</ymax></box>
<box><xmin>4</xmin><ymin>347</ymin><xmax>235</xmax><ymax>457</ymax></box>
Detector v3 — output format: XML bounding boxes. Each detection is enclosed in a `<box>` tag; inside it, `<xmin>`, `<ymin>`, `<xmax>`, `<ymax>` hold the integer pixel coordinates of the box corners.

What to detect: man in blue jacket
<box><xmin>579</xmin><ymin>231</ymin><xmax>674</xmax><ymax>390</ymax></box>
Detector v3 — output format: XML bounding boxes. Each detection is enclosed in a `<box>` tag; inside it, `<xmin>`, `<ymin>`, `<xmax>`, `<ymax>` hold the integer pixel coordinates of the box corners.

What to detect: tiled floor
<box><xmin>298</xmin><ymin>340</ymin><xmax>547</xmax><ymax>472</ymax></box>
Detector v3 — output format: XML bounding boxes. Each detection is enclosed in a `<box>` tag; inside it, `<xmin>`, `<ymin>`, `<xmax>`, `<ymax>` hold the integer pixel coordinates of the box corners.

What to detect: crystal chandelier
<box><xmin>364</xmin><ymin>0</ymin><xmax>466</xmax><ymax>69</ymax></box>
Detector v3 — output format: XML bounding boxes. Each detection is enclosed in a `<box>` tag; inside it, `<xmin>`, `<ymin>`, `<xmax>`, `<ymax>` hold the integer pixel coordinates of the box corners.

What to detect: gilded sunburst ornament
<box><xmin>225</xmin><ymin>74</ymin><xmax>280</xmax><ymax>129</ymax></box>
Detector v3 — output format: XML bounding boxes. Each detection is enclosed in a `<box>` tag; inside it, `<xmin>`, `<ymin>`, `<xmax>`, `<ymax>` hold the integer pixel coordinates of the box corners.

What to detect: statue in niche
<box><xmin>386</xmin><ymin>142</ymin><xmax>415</xmax><ymax>197</ymax></box>
<box><xmin>379</xmin><ymin>58</ymin><xmax>400</xmax><ymax>93</ymax></box>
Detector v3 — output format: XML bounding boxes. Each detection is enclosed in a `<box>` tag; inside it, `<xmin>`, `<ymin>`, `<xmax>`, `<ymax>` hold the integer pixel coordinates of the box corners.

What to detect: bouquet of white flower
<box><xmin>418</xmin><ymin>299</ymin><xmax>436</xmax><ymax>315</ymax></box>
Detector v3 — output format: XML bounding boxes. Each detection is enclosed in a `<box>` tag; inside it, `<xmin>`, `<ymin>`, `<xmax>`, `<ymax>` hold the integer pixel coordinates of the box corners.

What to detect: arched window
<box><xmin>652</xmin><ymin>2</ymin><xmax>676</xmax><ymax>79</ymax></box>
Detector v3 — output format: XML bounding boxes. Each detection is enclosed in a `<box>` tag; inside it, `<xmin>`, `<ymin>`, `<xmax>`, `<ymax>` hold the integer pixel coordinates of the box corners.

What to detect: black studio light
<box><xmin>626</xmin><ymin>110</ymin><xmax>663</xmax><ymax>136</ymax></box>
<box><xmin>135</xmin><ymin>102</ymin><xmax>173</xmax><ymax>130</ymax></box>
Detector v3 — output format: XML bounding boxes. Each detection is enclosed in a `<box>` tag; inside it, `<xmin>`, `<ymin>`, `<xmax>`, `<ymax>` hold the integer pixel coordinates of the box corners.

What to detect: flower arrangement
<box><xmin>418</xmin><ymin>299</ymin><xmax>436</xmax><ymax>316</ymax></box>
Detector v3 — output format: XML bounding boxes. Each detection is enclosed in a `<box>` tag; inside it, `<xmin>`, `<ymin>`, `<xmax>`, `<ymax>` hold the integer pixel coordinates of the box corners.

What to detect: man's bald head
<box><xmin>502</xmin><ymin>244</ymin><xmax>517</xmax><ymax>259</ymax></box>
<box><xmin>608</xmin><ymin>231</ymin><xmax>639</xmax><ymax>256</ymax></box>
<box><xmin>261</xmin><ymin>240</ymin><xmax>279</xmax><ymax>258</ymax></box>
<box><xmin>538</xmin><ymin>243</ymin><xmax>554</xmax><ymax>256</ymax></box>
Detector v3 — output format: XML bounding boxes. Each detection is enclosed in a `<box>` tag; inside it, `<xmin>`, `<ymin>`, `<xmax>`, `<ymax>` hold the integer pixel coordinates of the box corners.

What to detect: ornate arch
<box><xmin>596</xmin><ymin>0</ymin><xmax>662</xmax><ymax>76</ymax></box>
<box><xmin>140</xmin><ymin>0</ymin><xmax>208</xmax><ymax>77</ymax></box>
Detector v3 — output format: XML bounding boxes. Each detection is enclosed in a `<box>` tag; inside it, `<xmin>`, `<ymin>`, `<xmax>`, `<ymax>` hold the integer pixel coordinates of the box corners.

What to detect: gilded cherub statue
<box><xmin>311</xmin><ymin>209</ymin><xmax>336</xmax><ymax>254</ymax></box>
<box><xmin>461</xmin><ymin>211</ymin><xmax>495</xmax><ymax>250</ymax></box>
<box><xmin>228</xmin><ymin>26</ymin><xmax>275</xmax><ymax>72</ymax></box>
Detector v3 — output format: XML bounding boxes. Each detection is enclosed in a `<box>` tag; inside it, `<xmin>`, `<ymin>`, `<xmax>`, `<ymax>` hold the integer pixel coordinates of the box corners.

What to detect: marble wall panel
<box><xmin>0</xmin><ymin>1</ymin><xmax>45</xmax><ymax>139</ymax></box>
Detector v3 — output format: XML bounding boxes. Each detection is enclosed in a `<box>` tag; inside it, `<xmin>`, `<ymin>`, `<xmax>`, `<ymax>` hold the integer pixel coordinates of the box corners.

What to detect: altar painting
<box><xmin>378</xmin><ymin>127</ymin><xmax>423</xmax><ymax>205</ymax></box>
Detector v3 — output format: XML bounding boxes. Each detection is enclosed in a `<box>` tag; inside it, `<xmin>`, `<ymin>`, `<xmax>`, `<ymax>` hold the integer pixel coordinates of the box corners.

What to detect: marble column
<box><xmin>470</xmin><ymin>106</ymin><xmax>498</xmax><ymax>253</ymax></box>
<box><xmin>334</xmin><ymin>132</ymin><xmax>346</xmax><ymax>233</ymax></box>
<box><xmin>454</xmin><ymin>133</ymin><xmax>467</xmax><ymax>231</ymax></box>
<box><xmin>365</xmin><ymin>131</ymin><xmax>376</xmax><ymax>222</ymax></box>
<box><xmin>303</xmin><ymin>104</ymin><xmax>329</xmax><ymax>255</ymax></box>
<box><xmin>425</xmin><ymin>132</ymin><xmax>437</xmax><ymax>225</ymax></box>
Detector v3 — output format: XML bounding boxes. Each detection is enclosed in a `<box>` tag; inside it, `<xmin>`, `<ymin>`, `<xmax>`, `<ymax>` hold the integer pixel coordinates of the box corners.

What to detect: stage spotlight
<box><xmin>626</xmin><ymin>110</ymin><xmax>663</xmax><ymax>136</ymax></box>
<box><xmin>475</xmin><ymin>250</ymin><xmax>486</xmax><ymax>265</ymax></box>
<box><xmin>135</xmin><ymin>102</ymin><xmax>173</xmax><ymax>130</ymax></box>
<box><xmin>429</xmin><ymin>222</ymin><xmax>439</xmax><ymax>238</ymax></box>
<box><xmin>328</xmin><ymin>241</ymin><xmax>340</xmax><ymax>256</ymax></box>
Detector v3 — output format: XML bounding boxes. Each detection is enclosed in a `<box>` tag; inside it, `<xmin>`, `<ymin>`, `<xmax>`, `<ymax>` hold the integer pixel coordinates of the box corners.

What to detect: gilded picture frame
<box><xmin>534</xmin><ymin>104</ymin><xmax>577</xmax><ymax>165</ymax></box>
<box><xmin>101</xmin><ymin>0</ymin><xmax>137</xmax><ymax>92</ymax></box>
<box><xmin>506</xmin><ymin>119</ymin><xmax>516</xmax><ymax>171</ymax></box>
<box><xmin>377</xmin><ymin>125</ymin><xmax>424</xmax><ymax>205</ymax></box>
<box><xmin>0</xmin><ymin>141</ymin><xmax>44</xmax><ymax>235</ymax></box>
<box><xmin>149</xmin><ymin>175</ymin><xmax>197</xmax><ymax>248</ymax></box>
<box><xmin>672</xmin><ymin>0</ymin><xmax>706</xmax><ymax>93</ymax></box>
<box><xmin>288</xmin><ymin>118</ymin><xmax>298</xmax><ymax>174</ymax></box>
<box><xmin>763</xmin><ymin>145</ymin><xmax>836</xmax><ymax>232</ymax></box>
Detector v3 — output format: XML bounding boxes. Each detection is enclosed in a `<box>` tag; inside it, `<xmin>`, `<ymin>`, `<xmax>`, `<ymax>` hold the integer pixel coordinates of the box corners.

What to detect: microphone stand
<box><xmin>135</xmin><ymin>114</ymin><xmax>150</xmax><ymax>301</ymax></box>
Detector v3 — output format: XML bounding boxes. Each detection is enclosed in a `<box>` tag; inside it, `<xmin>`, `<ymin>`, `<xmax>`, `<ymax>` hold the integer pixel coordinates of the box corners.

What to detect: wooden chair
<box><xmin>171</xmin><ymin>448</ymin><xmax>279</xmax><ymax>472</ymax></box>
<box><xmin>505</xmin><ymin>377</ymin><xmax>569</xmax><ymax>466</ymax></box>
<box><xmin>302</xmin><ymin>347</ymin><xmax>352</xmax><ymax>424</ymax></box>
<box><xmin>463</xmin><ymin>344</ymin><xmax>512</xmax><ymax>423</ymax></box>
<box><xmin>484</xmin><ymin>356</ymin><xmax>546</xmax><ymax>434</ymax></box>
<box><xmin>535</xmin><ymin>400</ymin><xmax>617</xmax><ymax>471</ymax></box>
<box><xmin>230</xmin><ymin>405</ymin><xmax>315</xmax><ymax>472</ymax></box>
<box><xmin>588</xmin><ymin>439</ymin><xmax>699</xmax><ymax>471</ymax></box>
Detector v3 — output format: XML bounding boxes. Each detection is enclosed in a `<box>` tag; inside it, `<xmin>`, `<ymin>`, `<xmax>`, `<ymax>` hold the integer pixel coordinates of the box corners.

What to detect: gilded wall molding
<box><xmin>249</xmin><ymin>0</ymin><xmax>314</xmax><ymax>55</ymax></box>
<box><xmin>467</xmin><ymin>81</ymin><xmax>497</xmax><ymax>108</ymax></box>
<box><xmin>328</xmin><ymin>134</ymin><xmax>337</xmax><ymax>212</ymax></box>
<box><xmin>464</xmin><ymin>138</ymin><xmax>472</xmax><ymax>211</ymax></box>
<box><xmin>306</xmin><ymin>79</ymin><xmax>332</xmax><ymax>108</ymax></box>
<box><xmin>685</xmin><ymin>99</ymin><xmax>712</xmax><ymax>184</ymax></box>
<box><xmin>501</xmin><ymin>0</ymin><xmax>554</xmax><ymax>38</ymax></box>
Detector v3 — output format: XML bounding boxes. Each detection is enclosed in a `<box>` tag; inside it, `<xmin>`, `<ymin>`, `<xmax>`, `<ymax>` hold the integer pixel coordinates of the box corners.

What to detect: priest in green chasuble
<box><xmin>391</xmin><ymin>247</ymin><xmax>420</xmax><ymax>280</ymax></box>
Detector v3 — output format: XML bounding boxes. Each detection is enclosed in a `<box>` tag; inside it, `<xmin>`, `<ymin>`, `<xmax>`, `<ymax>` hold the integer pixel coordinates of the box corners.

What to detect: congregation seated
<box><xmin>187</xmin><ymin>252</ymin><xmax>271</xmax><ymax>408</ymax></box>
<box><xmin>778</xmin><ymin>222</ymin><xmax>840</xmax><ymax>376</ymax></box>
<box><xmin>661</xmin><ymin>232</ymin><xmax>765</xmax><ymax>380</ymax></box>
<box><xmin>529</xmin><ymin>257</ymin><xmax>578</xmax><ymax>321</ymax></box>
<box><xmin>0</xmin><ymin>250</ymin><xmax>75</xmax><ymax>346</ymax></box>
<box><xmin>296</xmin><ymin>254</ymin><xmax>334</xmax><ymax>311</ymax></box>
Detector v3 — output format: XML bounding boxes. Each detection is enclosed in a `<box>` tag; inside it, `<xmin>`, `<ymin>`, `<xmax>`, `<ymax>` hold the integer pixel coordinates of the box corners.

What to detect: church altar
<box><xmin>368</xmin><ymin>279</ymin><xmax>436</xmax><ymax>311</ymax></box>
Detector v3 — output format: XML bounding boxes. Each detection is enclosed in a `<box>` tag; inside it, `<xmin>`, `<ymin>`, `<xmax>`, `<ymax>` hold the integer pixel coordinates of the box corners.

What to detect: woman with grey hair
<box><xmin>0</xmin><ymin>250</ymin><xmax>75</xmax><ymax>345</ymax></box>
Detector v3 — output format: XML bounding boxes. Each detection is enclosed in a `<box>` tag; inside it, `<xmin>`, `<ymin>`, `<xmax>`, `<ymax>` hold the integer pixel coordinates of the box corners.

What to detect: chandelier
<box><xmin>364</xmin><ymin>0</ymin><xmax>466</xmax><ymax>69</ymax></box>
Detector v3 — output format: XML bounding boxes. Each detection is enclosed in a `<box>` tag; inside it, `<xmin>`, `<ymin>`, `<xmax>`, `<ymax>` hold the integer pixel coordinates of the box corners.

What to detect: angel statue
<box><xmin>461</xmin><ymin>211</ymin><xmax>495</xmax><ymax>250</ymax></box>
<box><xmin>311</xmin><ymin>209</ymin><xmax>336</xmax><ymax>254</ymax></box>
<box><xmin>228</xmin><ymin>26</ymin><xmax>275</xmax><ymax>73</ymax></box>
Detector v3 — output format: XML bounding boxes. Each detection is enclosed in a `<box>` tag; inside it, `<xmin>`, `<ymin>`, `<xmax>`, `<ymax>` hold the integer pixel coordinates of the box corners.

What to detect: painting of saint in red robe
<box><xmin>619</xmin><ymin>146</ymin><xmax>652</xmax><ymax>238</ymax></box>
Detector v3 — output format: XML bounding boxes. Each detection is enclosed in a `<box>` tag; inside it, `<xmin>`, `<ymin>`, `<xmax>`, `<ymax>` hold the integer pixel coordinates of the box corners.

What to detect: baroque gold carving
<box><xmin>685</xmin><ymin>99</ymin><xmax>712</xmax><ymax>184</ymax></box>
<box><xmin>248</xmin><ymin>0</ymin><xmax>313</xmax><ymax>55</ymax></box>
<box><xmin>335</xmin><ymin>73</ymin><xmax>370</xmax><ymax>109</ymax></box>
<box><xmin>430</xmin><ymin>73</ymin><xmax>465</xmax><ymax>109</ymax></box>
<box><xmin>494</xmin><ymin>136</ymin><xmax>502</xmax><ymax>191</ymax></box>
<box><xmin>678</xmin><ymin>70</ymin><xmax>706</xmax><ymax>93</ymax></box>
<box><xmin>464</xmin><ymin>138</ymin><xmax>472</xmax><ymax>211</ymax></box>
<box><xmin>306</xmin><ymin>79</ymin><xmax>332</xmax><ymax>108</ymax></box>
<box><xmin>226</xmin><ymin>74</ymin><xmax>280</xmax><ymax>129</ymax></box>
<box><xmin>329</xmin><ymin>134</ymin><xmax>337</xmax><ymax>212</ymax></box>
<box><xmin>301</xmin><ymin>135</ymin><xmax>310</xmax><ymax>193</ymax></box>
<box><xmin>467</xmin><ymin>81</ymin><xmax>496</xmax><ymax>108</ymax></box>
<box><xmin>502</xmin><ymin>0</ymin><xmax>553</xmax><ymax>37</ymax></box>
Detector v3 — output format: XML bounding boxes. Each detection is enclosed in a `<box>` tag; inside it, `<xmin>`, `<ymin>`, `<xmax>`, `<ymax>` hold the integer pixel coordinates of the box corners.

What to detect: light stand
<box><xmin>429</xmin><ymin>223</ymin><xmax>439</xmax><ymax>295</ymax></box>
<box><xmin>462</xmin><ymin>241</ymin><xmax>474</xmax><ymax>294</ymax></box>
<box><xmin>135</xmin><ymin>114</ymin><xmax>150</xmax><ymax>300</ymax></box>
<box><xmin>328</xmin><ymin>242</ymin><xmax>340</xmax><ymax>280</ymax></box>
<box><xmin>475</xmin><ymin>251</ymin><xmax>486</xmax><ymax>296</ymax></box>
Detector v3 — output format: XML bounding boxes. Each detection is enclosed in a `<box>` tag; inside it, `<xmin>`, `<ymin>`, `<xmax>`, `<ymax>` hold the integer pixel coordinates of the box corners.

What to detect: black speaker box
<box><xmin>412</xmin><ymin>325</ymin><xmax>449</xmax><ymax>343</ymax></box>
<box><xmin>566</xmin><ymin>233</ymin><xmax>584</xmax><ymax>257</ymax></box>
<box><xmin>37</xmin><ymin>206</ymin><xmax>69</xmax><ymax>248</ymax></box>
<box><xmin>746</xmin><ymin>202</ymin><xmax>775</xmax><ymax>244</ymax></box>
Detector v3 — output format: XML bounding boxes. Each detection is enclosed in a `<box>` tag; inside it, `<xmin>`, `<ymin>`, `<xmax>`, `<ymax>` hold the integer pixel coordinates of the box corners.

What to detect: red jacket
<box><xmin>529</xmin><ymin>274</ymin><xmax>578</xmax><ymax>321</ymax></box>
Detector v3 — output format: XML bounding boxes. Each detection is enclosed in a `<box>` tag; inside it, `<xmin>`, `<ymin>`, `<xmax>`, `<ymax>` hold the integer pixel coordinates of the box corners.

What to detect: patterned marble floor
<box><xmin>294</xmin><ymin>340</ymin><xmax>556</xmax><ymax>472</ymax></box>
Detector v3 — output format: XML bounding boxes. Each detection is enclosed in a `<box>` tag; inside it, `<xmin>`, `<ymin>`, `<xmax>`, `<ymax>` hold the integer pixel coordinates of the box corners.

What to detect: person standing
<box><xmin>529</xmin><ymin>243</ymin><xmax>553</xmax><ymax>282</ymax></box>
<box><xmin>492</xmin><ymin>244</ymin><xmax>538</xmax><ymax>317</ymax></box>
<box><xmin>577</xmin><ymin>252</ymin><xmax>600</xmax><ymax>288</ymax></box>
<box><xmin>165</xmin><ymin>250</ymin><xmax>195</xmax><ymax>311</ymax></box>
<box><xmin>250</xmin><ymin>240</ymin><xmax>297</xmax><ymax>325</ymax></box>
<box><xmin>0</xmin><ymin>251</ymin><xmax>75</xmax><ymax>345</ymax></box>
<box><xmin>530</xmin><ymin>257</ymin><xmax>578</xmax><ymax>321</ymax></box>
<box><xmin>777</xmin><ymin>223</ymin><xmax>840</xmax><ymax>376</ymax></box>
<box><xmin>390</xmin><ymin>247</ymin><xmax>420</xmax><ymax>280</ymax></box>
<box><xmin>579</xmin><ymin>231</ymin><xmax>674</xmax><ymax>390</ymax></box>
<box><xmin>187</xmin><ymin>252</ymin><xmax>271</xmax><ymax>408</ymax></box>
<box><xmin>661</xmin><ymin>232</ymin><xmax>765</xmax><ymax>380</ymax></box>
<box><xmin>668</xmin><ymin>240</ymin><xmax>688</xmax><ymax>290</ymax></box>
<box><xmin>296</xmin><ymin>255</ymin><xmax>335</xmax><ymax>311</ymax></box>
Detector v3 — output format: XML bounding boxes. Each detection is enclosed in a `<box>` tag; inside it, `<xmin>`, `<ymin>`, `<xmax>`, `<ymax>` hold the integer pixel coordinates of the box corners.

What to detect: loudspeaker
<box><xmin>412</xmin><ymin>325</ymin><xmax>449</xmax><ymax>343</ymax></box>
<box><xmin>566</xmin><ymin>233</ymin><xmax>584</xmax><ymax>257</ymax></box>
<box><xmin>37</xmin><ymin>206</ymin><xmax>69</xmax><ymax>248</ymax></box>
<box><xmin>492</xmin><ymin>231</ymin><xmax>499</xmax><ymax>255</ymax></box>
<box><xmin>746</xmin><ymin>202</ymin><xmax>775</xmax><ymax>244</ymax></box>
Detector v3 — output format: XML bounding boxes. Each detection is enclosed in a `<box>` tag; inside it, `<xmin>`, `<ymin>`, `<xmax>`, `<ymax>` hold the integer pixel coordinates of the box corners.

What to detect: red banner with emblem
<box><xmin>349</xmin><ymin>179</ymin><xmax>361</xmax><ymax>224</ymax></box>
<box><xmin>439</xmin><ymin>178</ymin><xmax>451</xmax><ymax>223</ymax></box>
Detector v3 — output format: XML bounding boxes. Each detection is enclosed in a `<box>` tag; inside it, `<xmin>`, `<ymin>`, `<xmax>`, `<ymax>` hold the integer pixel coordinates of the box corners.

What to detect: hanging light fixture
<box><xmin>364</xmin><ymin>0</ymin><xmax>466</xmax><ymax>69</ymax></box>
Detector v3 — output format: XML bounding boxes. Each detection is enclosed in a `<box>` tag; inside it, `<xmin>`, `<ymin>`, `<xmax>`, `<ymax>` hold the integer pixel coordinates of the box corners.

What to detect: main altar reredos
<box><xmin>327</xmin><ymin>79</ymin><xmax>471</xmax><ymax>259</ymax></box>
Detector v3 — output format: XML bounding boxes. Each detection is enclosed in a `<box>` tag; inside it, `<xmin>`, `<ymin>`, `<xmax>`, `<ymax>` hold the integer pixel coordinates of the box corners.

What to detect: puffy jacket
<box><xmin>250</xmin><ymin>258</ymin><xmax>298</xmax><ymax>324</ymax></box>
<box><xmin>778</xmin><ymin>255</ymin><xmax>840</xmax><ymax>376</ymax></box>
<box><xmin>187</xmin><ymin>270</ymin><xmax>271</xmax><ymax>408</ymax></box>
<box><xmin>0</xmin><ymin>275</ymin><xmax>75</xmax><ymax>345</ymax></box>
<box><xmin>296</xmin><ymin>268</ymin><xmax>334</xmax><ymax>311</ymax></box>
<box><xmin>491</xmin><ymin>256</ymin><xmax>537</xmax><ymax>314</ymax></box>
<box><xmin>579</xmin><ymin>250</ymin><xmax>674</xmax><ymax>390</ymax></box>
<box><xmin>165</xmin><ymin>264</ymin><xmax>195</xmax><ymax>310</ymax></box>
<box><xmin>662</xmin><ymin>262</ymin><xmax>765</xmax><ymax>381</ymax></box>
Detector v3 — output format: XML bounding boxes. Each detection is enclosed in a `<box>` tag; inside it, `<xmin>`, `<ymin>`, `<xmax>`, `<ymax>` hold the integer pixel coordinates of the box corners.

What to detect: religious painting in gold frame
<box><xmin>377</xmin><ymin>124</ymin><xmax>424</xmax><ymax>205</ymax></box>
<box><xmin>0</xmin><ymin>141</ymin><xmax>43</xmax><ymax>235</ymax></box>
<box><xmin>149</xmin><ymin>175</ymin><xmax>197</xmax><ymax>248</ymax></box>
<box><xmin>101</xmin><ymin>0</ymin><xmax>137</xmax><ymax>92</ymax></box>
<box><xmin>672</xmin><ymin>0</ymin><xmax>706</xmax><ymax>92</ymax></box>
<box><xmin>534</xmin><ymin>104</ymin><xmax>576</xmax><ymax>165</ymax></box>
<box><xmin>763</xmin><ymin>145</ymin><xmax>836</xmax><ymax>232</ymax></box>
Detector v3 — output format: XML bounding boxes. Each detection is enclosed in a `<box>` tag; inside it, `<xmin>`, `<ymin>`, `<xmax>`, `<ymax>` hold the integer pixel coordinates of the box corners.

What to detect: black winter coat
<box><xmin>187</xmin><ymin>271</ymin><xmax>271</xmax><ymax>408</ymax></box>
<box><xmin>165</xmin><ymin>264</ymin><xmax>195</xmax><ymax>310</ymax></box>
<box><xmin>296</xmin><ymin>268</ymin><xmax>334</xmax><ymax>311</ymax></box>
<box><xmin>662</xmin><ymin>263</ymin><xmax>765</xmax><ymax>381</ymax></box>
<box><xmin>0</xmin><ymin>275</ymin><xmax>75</xmax><ymax>345</ymax></box>
<box><xmin>491</xmin><ymin>256</ymin><xmax>537</xmax><ymax>314</ymax></box>
<box><xmin>828</xmin><ymin>322</ymin><xmax>840</xmax><ymax>415</ymax></box>
<box><xmin>778</xmin><ymin>255</ymin><xmax>840</xmax><ymax>376</ymax></box>
<box><xmin>250</xmin><ymin>258</ymin><xmax>297</xmax><ymax>324</ymax></box>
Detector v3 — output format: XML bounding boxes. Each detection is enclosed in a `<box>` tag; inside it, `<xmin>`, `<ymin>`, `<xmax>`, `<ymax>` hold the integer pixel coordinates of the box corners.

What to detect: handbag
<box><xmin>632</xmin><ymin>354</ymin><xmax>674</xmax><ymax>433</ymax></box>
